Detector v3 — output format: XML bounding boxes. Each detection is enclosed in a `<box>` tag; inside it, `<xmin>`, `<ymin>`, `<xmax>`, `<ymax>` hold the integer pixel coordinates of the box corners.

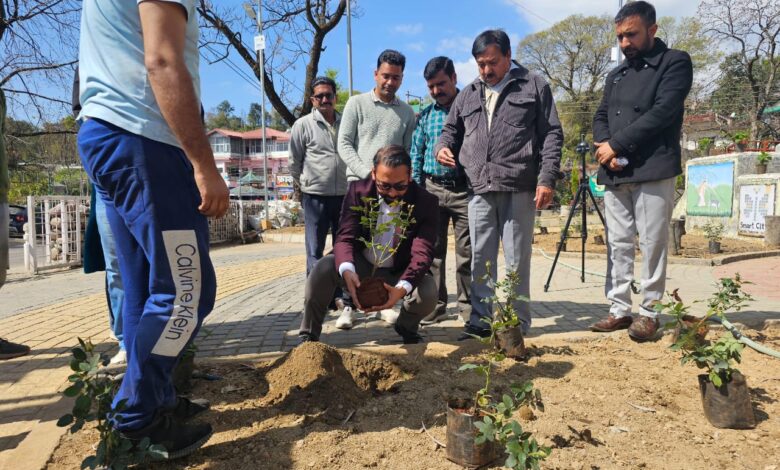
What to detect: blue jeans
<box><xmin>95</xmin><ymin>196</ymin><xmax>125</xmax><ymax>350</ymax></box>
<box><xmin>302</xmin><ymin>193</ymin><xmax>343</xmax><ymax>275</ymax></box>
<box><xmin>78</xmin><ymin>118</ymin><xmax>216</xmax><ymax>431</ymax></box>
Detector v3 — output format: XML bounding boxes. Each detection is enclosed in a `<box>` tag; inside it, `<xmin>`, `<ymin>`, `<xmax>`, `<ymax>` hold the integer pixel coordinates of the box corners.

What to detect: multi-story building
<box><xmin>207</xmin><ymin>127</ymin><xmax>292</xmax><ymax>198</ymax></box>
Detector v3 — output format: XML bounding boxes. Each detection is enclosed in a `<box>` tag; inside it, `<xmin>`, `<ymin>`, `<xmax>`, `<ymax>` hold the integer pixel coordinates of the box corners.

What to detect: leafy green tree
<box><xmin>205</xmin><ymin>100</ymin><xmax>243</xmax><ymax>130</ymax></box>
<box><xmin>324</xmin><ymin>68</ymin><xmax>359</xmax><ymax>115</ymax></box>
<box><xmin>247</xmin><ymin>102</ymin><xmax>263</xmax><ymax>128</ymax></box>
<box><xmin>262</xmin><ymin>109</ymin><xmax>288</xmax><ymax>131</ymax></box>
<box><xmin>520</xmin><ymin>14</ymin><xmax>716</xmax><ymax>155</ymax></box>
<box><xmin>518</xmin><ymin>14</ymin><xmax>613</xmax><ymax>145</ymax></box>
<box><xmin>656</xmin><ymin>16</ymin><xmax>718</xmax><ymax>73</ymax></box>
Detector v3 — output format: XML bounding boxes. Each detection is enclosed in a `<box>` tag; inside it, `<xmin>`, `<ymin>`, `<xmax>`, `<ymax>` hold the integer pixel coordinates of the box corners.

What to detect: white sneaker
<box><xmin>109</xmin><ymin>349</ymin><xmax>127</xmax><ymax>365</ymax></box>
<box><xmin>378</xmin><ymin>309</ymin><xmax>399</xmax><ymax>325</ymax></box>
<box><xmin>335</xmin><ymin>307</ymin><xmax>354</xmax><ymax>330</ymax></box>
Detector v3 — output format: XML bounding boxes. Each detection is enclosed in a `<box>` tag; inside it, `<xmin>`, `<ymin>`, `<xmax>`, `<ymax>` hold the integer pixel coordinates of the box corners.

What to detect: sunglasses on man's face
<box><xmin>312</xmin><ymin>92</ymin><xmax>335</xmax><ymax>101</ymax></box>
<box><xmin>376</xmin><ymin>181</ymin><xmax>409</xmax><ymax>192</ymax></box>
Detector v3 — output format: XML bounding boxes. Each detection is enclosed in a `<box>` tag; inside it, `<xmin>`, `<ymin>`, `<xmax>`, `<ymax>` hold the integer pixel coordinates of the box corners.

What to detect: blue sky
<box><xmin>198</xmin><ymin>0</ymin><xmax>699</xmax><ymax>119</ymax></box>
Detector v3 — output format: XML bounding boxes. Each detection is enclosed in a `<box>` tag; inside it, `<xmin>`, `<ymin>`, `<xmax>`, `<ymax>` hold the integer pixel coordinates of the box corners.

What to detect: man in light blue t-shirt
<box><xmin>78</xmin><ymin>0</ymin><xmax>228</xmax><ymax>459</ymax></box>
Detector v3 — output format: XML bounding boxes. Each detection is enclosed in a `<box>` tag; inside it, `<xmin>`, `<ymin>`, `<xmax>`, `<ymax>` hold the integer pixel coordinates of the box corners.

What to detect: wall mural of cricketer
<box><xmin>686</xmin><ymin>161</ymin><xmax>734</xmax><ymax>217</ymax></box>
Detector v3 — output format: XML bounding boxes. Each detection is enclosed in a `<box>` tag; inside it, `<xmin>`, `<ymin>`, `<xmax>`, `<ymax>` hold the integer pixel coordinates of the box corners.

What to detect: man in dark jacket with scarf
<box><xmin>436</xmin><ymin>29</ymin><xmax>563</xmax><ymax>340</ymax></box>
<box><xmin>590</xmin><ymin>1</ymin><xmax>692</xmax><ymax>341</ymax></box>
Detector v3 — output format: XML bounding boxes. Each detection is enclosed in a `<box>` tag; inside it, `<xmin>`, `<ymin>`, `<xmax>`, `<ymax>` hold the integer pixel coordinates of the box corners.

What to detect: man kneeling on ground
<box><xmin>299</xmin><ymin>145</ymin><xmax>439</xmax><ymax>344</ymax></box>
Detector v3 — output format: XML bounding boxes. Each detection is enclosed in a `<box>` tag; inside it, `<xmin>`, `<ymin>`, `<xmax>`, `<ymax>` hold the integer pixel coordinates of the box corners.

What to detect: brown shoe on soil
<box><xmin>628</xmin><ymin>315</ymin><xmax>660</xmax><ymax>342</ymax></box>
<box><xmin>590</xmin><ymin>315</ymin><xmax>633</xmax><ymax>332</ymax></box>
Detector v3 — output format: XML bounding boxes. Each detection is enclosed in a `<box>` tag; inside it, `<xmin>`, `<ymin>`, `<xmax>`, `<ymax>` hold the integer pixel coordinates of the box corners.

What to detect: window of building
<box><xmin>211</xmin><ymin>136</ymin><xmax>231</xmax><ymax>154</ymax></box>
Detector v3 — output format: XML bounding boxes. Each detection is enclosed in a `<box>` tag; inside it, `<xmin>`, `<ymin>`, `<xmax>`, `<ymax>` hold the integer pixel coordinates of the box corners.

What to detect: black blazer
<box><xmin>593</xmin><ymin>39</ymin><xmax>693</xmax><ymax>186</ymax></box>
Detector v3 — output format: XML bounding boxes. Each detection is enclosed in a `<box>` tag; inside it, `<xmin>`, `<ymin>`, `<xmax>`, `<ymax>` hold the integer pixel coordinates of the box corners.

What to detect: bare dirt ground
<box><xmin>47</xmin><ymin>325</ymin><xmax>780</xmax><ymax>470</ymax></box>
<box><xmin>533</xmin><ymin>232</ymin><xmax>771</xmax><ymax>260</ymax></box>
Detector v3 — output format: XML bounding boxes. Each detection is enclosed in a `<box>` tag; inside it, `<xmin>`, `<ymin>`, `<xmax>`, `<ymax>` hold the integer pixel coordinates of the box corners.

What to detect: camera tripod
<box><xmin>543</xmin><ymin>135</ymin><xmax>606</xmax><ymax>292</ymax></box>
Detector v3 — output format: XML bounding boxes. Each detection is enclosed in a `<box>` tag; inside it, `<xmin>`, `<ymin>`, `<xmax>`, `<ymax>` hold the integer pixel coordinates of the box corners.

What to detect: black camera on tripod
<box><xmin>543</xmin><ymin>134</ymin><xmax>607</xmax><ymax>291</ymax></box>
<box><xmin>575</xmin><ymin>136</ymin><xmax>590</xmax><ymax>157</ymax></box>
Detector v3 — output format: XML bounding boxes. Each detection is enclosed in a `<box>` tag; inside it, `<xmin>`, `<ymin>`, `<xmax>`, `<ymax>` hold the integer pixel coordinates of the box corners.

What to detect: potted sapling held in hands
<box><xmin>349</xmin><ymin>196</ymin><xmax>415</xmax><ymax>309</ymax></box>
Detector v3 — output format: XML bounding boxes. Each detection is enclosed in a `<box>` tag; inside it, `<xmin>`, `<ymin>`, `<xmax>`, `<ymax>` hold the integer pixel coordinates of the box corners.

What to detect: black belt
<box><xmin>425</xmin><ymin>174</ymin><xmax>466</xmax><ymax>188</ymax></box>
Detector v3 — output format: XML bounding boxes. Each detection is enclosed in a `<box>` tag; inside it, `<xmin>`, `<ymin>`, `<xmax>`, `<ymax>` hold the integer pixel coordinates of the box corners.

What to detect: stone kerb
<box><xmin>680</xmin><ymin>153</ymin><xmax>780</xmax><ymax>240</ymax></box>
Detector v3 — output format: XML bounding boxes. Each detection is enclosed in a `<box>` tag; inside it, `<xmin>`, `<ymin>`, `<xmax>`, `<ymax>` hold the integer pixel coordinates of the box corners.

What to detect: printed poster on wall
<box><xmin>739</xmin><ymin>184</ymin><xmax>776</xmax><ymax>236</ymax></box>
<box><xmin>686</xmin><ymin>162</ymin><xmax>734</xmax><ymax>217</ymax></box>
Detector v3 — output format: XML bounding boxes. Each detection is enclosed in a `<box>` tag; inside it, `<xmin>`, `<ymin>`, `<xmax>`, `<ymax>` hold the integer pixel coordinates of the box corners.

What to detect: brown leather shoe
<box><xmin>590</xmin><ymin>315</ymin><xmax>633</xmax><ymax>332</ymax></box>
<box><xmin>628</xmin><ymin>315</ymin><xmax>660</xmax><ymax>341</ymax></box>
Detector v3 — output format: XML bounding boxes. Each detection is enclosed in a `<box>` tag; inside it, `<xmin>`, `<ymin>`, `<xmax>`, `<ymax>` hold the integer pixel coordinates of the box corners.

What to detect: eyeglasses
<box><xmin>312</xmin><ymin>92</ymin><xmax>334</xmax><ymax>101</ymax></box>
<box><xmin>376</xmin><ymin>181</ymin><xmax>409</xmax><ymax>192</ymax></box>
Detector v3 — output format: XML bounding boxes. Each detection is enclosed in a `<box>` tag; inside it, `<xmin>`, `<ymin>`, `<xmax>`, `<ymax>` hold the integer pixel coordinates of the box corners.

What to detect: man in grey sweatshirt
<box><xmin>338</xmin><ymin>49</ymin><xmax>417</xmax><ymax>182</ymax></box>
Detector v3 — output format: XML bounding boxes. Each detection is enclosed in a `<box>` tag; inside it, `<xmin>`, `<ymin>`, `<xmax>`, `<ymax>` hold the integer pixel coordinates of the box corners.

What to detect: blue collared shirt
<box><xmin>410</xmin><ymin>101</ymin><xmax>458</xmax><ymax>184</ymax></box>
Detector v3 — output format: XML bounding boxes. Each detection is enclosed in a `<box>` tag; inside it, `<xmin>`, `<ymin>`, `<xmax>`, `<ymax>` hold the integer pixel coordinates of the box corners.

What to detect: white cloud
<box><xmin>437</xmin><ymin>36</ymin><xmax>474</xmax><ymax>55</ymax></box>
<box><xmin>392</xmin><ymin>23</ymin><xmax>423</xmax><ymax>35</ymax></box>
<box><xmin>503</xmin><ymin>0</ymin><xmax>700</xmax><ymax>32</ymax></box>
<box><xmin>453</xmin><ymin>57</ymin><xmax>479</xmax><ymax>86</ymax></box>
<box><xmin>406</xmin><ymin>42</ymin><xmax>425</xmax><ymax>53</ymax></box>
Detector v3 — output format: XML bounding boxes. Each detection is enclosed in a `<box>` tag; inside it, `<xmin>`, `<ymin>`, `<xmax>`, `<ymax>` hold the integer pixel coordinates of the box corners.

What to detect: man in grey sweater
<box><xmin>338</xmin><ymin>49</ymin><xmax>417</xmax><ymax>182</ymax></box>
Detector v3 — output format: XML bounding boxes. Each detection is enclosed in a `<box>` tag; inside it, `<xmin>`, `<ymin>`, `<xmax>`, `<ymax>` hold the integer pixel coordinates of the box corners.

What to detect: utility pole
<box><xmin>615</xmin><ymin>0</ymin><xmax>624</xmax><ymax>67</ymax></box>
<box><xmin>258</xmin><ymin>0</ymin><xmax>269</xmax><ymax>222</ymax></box>
<box><xmin>346</xmin><ymin>0</ymin><xmax>353</xmax><ymax>96</ymax></box>
<box><xmin>246</xmin><ymin>1</ymin><xmax>270</xmax><ymax>222</ymax></box>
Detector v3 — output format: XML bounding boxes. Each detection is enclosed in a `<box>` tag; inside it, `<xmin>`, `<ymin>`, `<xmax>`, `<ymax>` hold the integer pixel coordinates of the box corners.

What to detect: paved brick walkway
<box><xmin>1</xmin><ymin>241</ymin><xmax>779</xmax><ymax>469</ymax></box>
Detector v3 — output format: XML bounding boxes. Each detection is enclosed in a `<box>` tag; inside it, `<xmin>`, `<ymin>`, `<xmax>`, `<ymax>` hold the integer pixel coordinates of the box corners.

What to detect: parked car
<box><xmin>6</xmin><ymin>205</ymin><xmax>45</xmax><ymax>238</ymax></box>
<box><xmin>8</xmin><ymin>205</ymin><xmax>26</xmax><ymax>237</ymax></box>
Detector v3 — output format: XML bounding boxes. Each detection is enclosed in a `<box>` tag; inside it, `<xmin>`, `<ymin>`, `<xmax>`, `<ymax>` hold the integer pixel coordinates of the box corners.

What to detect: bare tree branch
<box><xmin>9</xmin><ymin>129</ymin><xmax>76</xmax><ymax>137</ymax></box>
<box><xmin>197</xmin><ymin>0</ymin><xmax>349</xmax><ymax>126</ymax></box>
<box><xmin>1</xmin><ymin>87</ymin><xmax>72</xmax><ymax>106</ymax></box>
<box><xmin>0</xmin><ymin>59</ymin><xmax>77</xmax><ymax>87</ymax></box>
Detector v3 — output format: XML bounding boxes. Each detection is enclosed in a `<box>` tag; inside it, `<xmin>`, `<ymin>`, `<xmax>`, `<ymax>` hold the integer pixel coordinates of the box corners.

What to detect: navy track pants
<box><xmin>78</xmin><ymin>118</ymin><xmax>216</xmax><ymax>431</ymax></box>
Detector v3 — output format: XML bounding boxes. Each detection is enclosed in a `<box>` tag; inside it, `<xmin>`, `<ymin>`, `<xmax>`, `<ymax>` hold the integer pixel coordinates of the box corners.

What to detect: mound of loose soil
<box><xmin>262</xmin><ymin>342</ymin><xmax>403</xmax><ymax>418</ymax></box>
<box><xmin>46</xmin><ymin>327</ymin><xmax>780</xmax><ymax>470</ymax></box>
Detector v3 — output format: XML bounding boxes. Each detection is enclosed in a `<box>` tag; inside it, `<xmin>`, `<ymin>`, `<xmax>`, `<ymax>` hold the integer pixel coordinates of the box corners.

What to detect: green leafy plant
<box><xmin>350</xmin><ymin>196</ymin><xmax>415</xmax><ymax>276</ymax></box>
<box><xmin>757</xmin><ymin>151</ymin><xmax>772</xmax><ymax>165</ymax></box>
<box><xmin>481</xmin><ymin>263</ymin><xmax>525</xmax><ymax>328</ymax></box>
<box><xmin>698</xmin><ymin>137</ymin><xmax>713</xmax><ymax>154</ymax></box>
<box><xmin>58</xmin><ymin>338</ymin><xmax>167</xmax><ymax>469</ymax></box>
<box><xmin>729</xmin><ymin>130</ymin><xmax>749</xmax><ymax>143</ymax></box>
<box><xmin>702</xmin><ymin>222</ymin><xmax>725</xmax><ymax>243</ymax></box>
<box><xmin>656</xmin><ymin>276</ymin><xmax>753</xmax><ymax>387</ymax></box>
<box><xmin>457</xmin><ymin>266</ymin><xmax>550</xmax><ymax>469</ymax></box>
<box><xmin>554</xmin><ymin>178</ymin><xmax>572</xmax><ymax>207</ymax></box>
<box><xmin>569</xmin><ymin>166</ymin><xmax>580</xmax><ymax>201</ymax></box>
